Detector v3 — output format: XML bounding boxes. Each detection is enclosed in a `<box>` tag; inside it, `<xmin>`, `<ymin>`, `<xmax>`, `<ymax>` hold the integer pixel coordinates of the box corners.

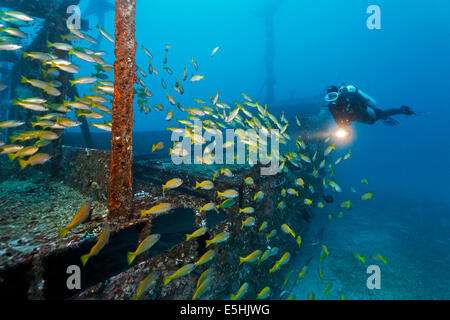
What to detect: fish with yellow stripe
<box><xmin>81</xmin><ymin>223</ymin><xmax>111</xmax><ymax>267</ymax></box>
<box><xmin>58</xmin><ymin>202</ymin><xmax>92</xmax><ymax>238</ymax></box>
<box><xmin>127</xmin><ymin>234</ymin><xmax>161</xmax><ymax>265</ymax></box>
<box><xmin>230</xmin><ymin>282</ymin><xmax>249</xmax><ymax>300</ymax></box>
<box><xmin>132</xmin><ymin>272</ymin><xmax>159</xmax><ymax>300</ymax></box>
<box><xmin>164</xmin><ymin>263</ymin><xmax>196</xmax><ymax>285</ymax></box>
<box><xmin>239</xmin><ymin>250</ymin><xmax>262</xmax><ymax>266</ymax></box>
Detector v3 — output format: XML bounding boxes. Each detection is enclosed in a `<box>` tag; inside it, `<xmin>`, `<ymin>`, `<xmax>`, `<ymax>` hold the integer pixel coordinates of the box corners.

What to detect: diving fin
<box><xmin>383</xmin><ymin>117</ymin><xmax>400</xmax><ymax>126</ymax></box>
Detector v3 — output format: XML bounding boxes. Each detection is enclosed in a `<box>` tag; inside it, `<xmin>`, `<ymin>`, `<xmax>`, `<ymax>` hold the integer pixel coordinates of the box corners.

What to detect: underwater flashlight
<box><xmin>335</xmin><ymin>127</ymin><xmax>351</xmax><ymax>140</ymax></box>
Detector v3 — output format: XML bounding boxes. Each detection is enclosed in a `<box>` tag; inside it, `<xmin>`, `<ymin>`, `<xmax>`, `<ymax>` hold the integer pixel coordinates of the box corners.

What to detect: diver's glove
<box><xmin>400</xmin><ymin>106</ymin><xmax>415</xmax><ymax>115</ymax></box>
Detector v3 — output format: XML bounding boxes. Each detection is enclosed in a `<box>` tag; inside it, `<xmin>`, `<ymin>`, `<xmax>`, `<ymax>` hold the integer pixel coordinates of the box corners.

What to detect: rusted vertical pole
<box><xmin>108</xmin><ymin>0</ymin><xmax>136</xmax><ymax>221</ymax></box>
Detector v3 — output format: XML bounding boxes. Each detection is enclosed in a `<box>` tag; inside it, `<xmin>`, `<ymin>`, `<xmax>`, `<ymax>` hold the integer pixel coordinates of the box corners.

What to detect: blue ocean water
<box><xmin>125</xmin><ymin>0</ymin><xmax>449</xmax><ymax>299</ymax></box>
<box><xmin>124</xmin><ymin>0</ymin><xmax>450</xmax><ymax>299</ymax></box>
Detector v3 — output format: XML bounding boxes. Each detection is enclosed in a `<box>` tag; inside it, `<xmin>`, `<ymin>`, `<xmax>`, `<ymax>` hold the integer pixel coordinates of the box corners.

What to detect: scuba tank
<box><xmin>340</xmin><ymin>85</ymin><xmax>377</xmax><ymax>107</ymax></box>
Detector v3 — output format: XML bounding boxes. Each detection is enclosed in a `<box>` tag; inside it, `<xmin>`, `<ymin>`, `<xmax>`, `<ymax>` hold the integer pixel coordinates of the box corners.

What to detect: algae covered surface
<box><xmin>0</xmin><ymin>176</ymin><xmax>108</xmax><ymax>269</ymax></box>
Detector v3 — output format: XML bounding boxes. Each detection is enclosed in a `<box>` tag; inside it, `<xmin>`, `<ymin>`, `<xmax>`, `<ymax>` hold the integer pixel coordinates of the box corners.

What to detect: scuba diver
<box><xmin>325</xmin><ymin>84</ymin><xmax>416</xmax><ymax>127</ymax></box>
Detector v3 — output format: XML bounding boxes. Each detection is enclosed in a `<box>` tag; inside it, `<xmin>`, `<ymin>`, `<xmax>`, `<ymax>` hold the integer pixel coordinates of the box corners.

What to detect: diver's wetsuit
<box><xmin>328</xmin><ymin>87</ymin><xmax>414</xmax><ymax>126</ymax></box>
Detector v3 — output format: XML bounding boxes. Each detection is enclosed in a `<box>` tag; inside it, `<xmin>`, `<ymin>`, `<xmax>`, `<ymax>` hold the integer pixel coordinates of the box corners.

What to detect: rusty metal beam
<box><xmin>108</xmin><ymin>0</ymin><xmax>137</xmax><ymax>221</ymax></box>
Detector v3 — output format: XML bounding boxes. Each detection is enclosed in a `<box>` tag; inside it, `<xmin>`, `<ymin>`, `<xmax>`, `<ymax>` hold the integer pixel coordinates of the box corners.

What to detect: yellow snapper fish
<box><xmin>0</xmin><ymin>144</ymin><xmax>23</xmax><ymax>154</ymax></box>
<box><xmin>328</xmin><ymin>180</ymin><xmax>342</xmax><ymax>192</ymax></box>
<box><xmin>13</xmin><ymin>98</ymin><xmax>48</xmax><ymax>112</ymax></box>
<box><xmin>0</xmin><ymin>43</ymin><xmax>22</xmax><ymax>51</ymax></box>
<box><xmin>239</xmin><ymin>250</ymin><xmax>262</xmax><ymax>266</ymax></box>
<box><xmin>354</xmin><ymin>253</ymin><xmax>366</xmax><ymax>264</ymax></box>
<box><xmin>258</xmin><ymin>221</ymin><xmax>268</xmax><ymax>233</ymax></box>
<box><xmin>217</xmin><ymin>189</ymin><xmax>239</xmax><ymax>199</ymax></box>
<box><xmin>269</xmin><ymin>247</ymin><xmax>279</xmax><ymax>257</ymax></box>
<box><xmin>192</xmin><ymin>276</ymin><xmax>212</xmax><ymax>300</ymax></box>
<box><xmin>361</xmin><ymin>192</ymin><xmax>374</xmax><ymax>200</ymax></box>
<box><xmin>266</xmin><ymin>229</ymin><xmax>277</xmax><ymax>240</ymax></box>
<box><xmin>281</xmin><ymin>224</ymin><xmax>296</xmax><ymax>238</ymax></box>
<box><xmin>254</xmin><ymin>191</ymin><xmax>264</xmax><ymax>201</ymax></box>
<box><xmin>256</xmin><ymin>287</ymin><xmax>271</xmax><ymax>300</ymax></box>
<box><xmin>195</xmin><ymin>180</ymin><xmax>214</xmax><ymax>190</ymax></box>
<box><xmin>325</xmin><ymin>282</ymin><xmax>332</xmax><ymax>297</ymax></box>
<box><xmin>344</xmin><ymin>149</ymin><xmax>352</xmax><ymax>160</ymax></box>
<box><xmin>217</xmin><ymin>198</ymin><xmax>236</xmax><ymax>209</ymax></box>
<box><xmin>152</xmin><ymin>142</ymin><xmax>164</xmax><ymax>152</ymax></box>
<box><xmin>162</xmin><ymin>178</ymin><xmax>183</xmax><ymax>193</ymax></box>
<box><xmin>244</xmin><ymin>177</ymin><xmax>254</xmax><ymax>186</ymax></box>
<box><xmin>197</xmin><ymin>268</ymin><xmax>213</xmax><ymax>289</ymax></box>
<box><xmin>91</xmin><ymin>123</ymin><xmax>112</xmax><ymax>132</ymax></box>
<box><xmin>19</xmin><ymin>153</ymin><xmax>52</xmax><ymax>169</ymax></box>
<box><xmin>319</xmin><ymin>159</ymin><xmax>326</xmax><ymax>169</ymax></box>
<box><xmin>373</xmin><ymin>254</ymin><xmax>387</xmax><ymax>264</ymax></box>
<box><xmin>199</xmin><ymin>202</ymin><xmax>216</xmax><ymax>213</ymax></box>
<box><xmin>230</xmin><ymin>282</ymin><xmax>249</xmax><ymax>300</ymax></box>
<box><xmin>241</xmin><ymin>216</ymin><xmax>256</xmax><ymax>230</ymax></box>
<box><xmin>277</xmin><ymin>201</ymin><xmax>286</xmax><ymax>210</ymax></box>
<box><xmin>286</xmin><ymin>293</ymin><xmax>295</xmax><ymax>300</ymax></box>
<box><xmin>361</xmin><ymin>178</ymin><xmax>369</xmax><ymax>185</ymax></box>
<box><xmin>299</xmin><ymin>154</ymin><xmax>311</xmax><ymax>163</ymax></box>
<box><xmin>81</xmin><ymin>224</ymin><xmax>111</xmax><ymax>267</ymax></box>
<box><xmin>319</xmin><ymin>267</ymin><xmax>324</xmax><ymax>279</ymax></box>
<box><xmin>295</xmin><ymin>178</ymin><xmax>305</xmax><ymax>188</ymax></box>
<box><xmin>163</xmin><ymin>263</ymin><xmax>196</xmax><ymax>285</ymax></box>
<box><xmin>166</xmin><ymin>110</ymin><xmax>173</xmax><ymax>121</ymax></box>
<box><xmin>304</xmin><ymin>198</ymin><xmax>313</xmax><ymax>206</ymax></box>
<box><xmin>296</xmin><ymin>235</ymin><xmax>302</xmax><ymax>248</ymax></box>
<box><xmin>96</xmin><ymin>24</ymin><xmax>114</xmax><ymax>43</ymax></box>
<box><xmin>0</xmin><ymin>120</ymin><xmax>25</xmax><ymax>128</ymax></box>
<box><xmin>3</xmin><ymin>10</ymin><xmax>34</xmax><ymax>22</ymax></box>
<box><xmin>127</xmin><ymin>234</ymin><xmax>161</xmax><ymax>265</ymax></box>
<box><xmin>58</xmin><ymin>202</ymin><xmax>91</xmax><ymax>238</ymax></box>
<box><xmin>7</xmin><ymin>146</ymin><xmax>38</xmax><ymax>161</ymax></box>
<box><xmin>132</xmin><ymin>272</ymin><xmax>159</xmax><ymax>300</ymax></box>
<box><xmin>239</xmin><ymin>207</ymin><xmax>255</xmax><ymax>214</ymax></box>
<box><xmin>186</xmin><ymin>227</ymin><xmax>207</xmax><ymax>241</ymax></box>
<box><xmin>281</xmin><ymin>270</ymin><xmax>294</xmax><ymax>290</ymax></box>
<box><xmin>191</xmin><ymin>57</ymin><xmax>199</xmax><ymax>70</ymax></box>
<box><xmin>221</xmin><ymin>168</ymin><xmax>233</xmax><ymax>177</ymax></box>
<box><xmin>140</xmin><ymin>203</ymin><xmax>173</xmax><ymax>217</ymax></box>
<box><xmin>269</xmin><ymin>252</ymin><xmax>291</xmax><ymax>273</ymax></box>
<box><xmin>190</xmin><ymin>75</ymin><xmax>204</xmax><ymax>82</ymax></box>
<box><xmin>258</xmin><ymin>250</ymin><xmax>271</xmax><ymax>266</ymax></box>
<box><xmin>287</xmin><ymin>188</ymin><xmax>298</xmax><ymax>197</ymax></box>
<box><xmin>312</xmin><ymin>168</ymin><xmax>319</xmax><ymax>177</ymax></box>
<box><xmin>69</xmin><ymin>76</ymin><xmax>97</xmax><ymax>86</ymax></box>
<box><xmin>296</xmin><ymin>266</ymin><xmax>307</xmax><ymax>284</ymax></box>
<box><xmin>340</xmin><ymin>200</ymin><xmax>352</xmax><ymax>210</ymax></box>
<box><xmin>324</xmin><ymin>143</ymin><xmax>336</xmax><ymax>157</ymax></box>
<box><xmin>195</xmin><ymin>249</ymin><xmax>216</xmax><ymax>266</ymax></box>
<box><xmin>205</xmin><ymin>231</ymin><xmax>230</xmax><ymax>248</ymax></box>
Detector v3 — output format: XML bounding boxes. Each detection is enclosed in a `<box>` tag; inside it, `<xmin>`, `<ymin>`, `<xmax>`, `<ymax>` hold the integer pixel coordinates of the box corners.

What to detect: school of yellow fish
<box><xmin>0</xmin><ymin>10</ymin><xmax>385</xmax><ymax>300</ymax></box>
